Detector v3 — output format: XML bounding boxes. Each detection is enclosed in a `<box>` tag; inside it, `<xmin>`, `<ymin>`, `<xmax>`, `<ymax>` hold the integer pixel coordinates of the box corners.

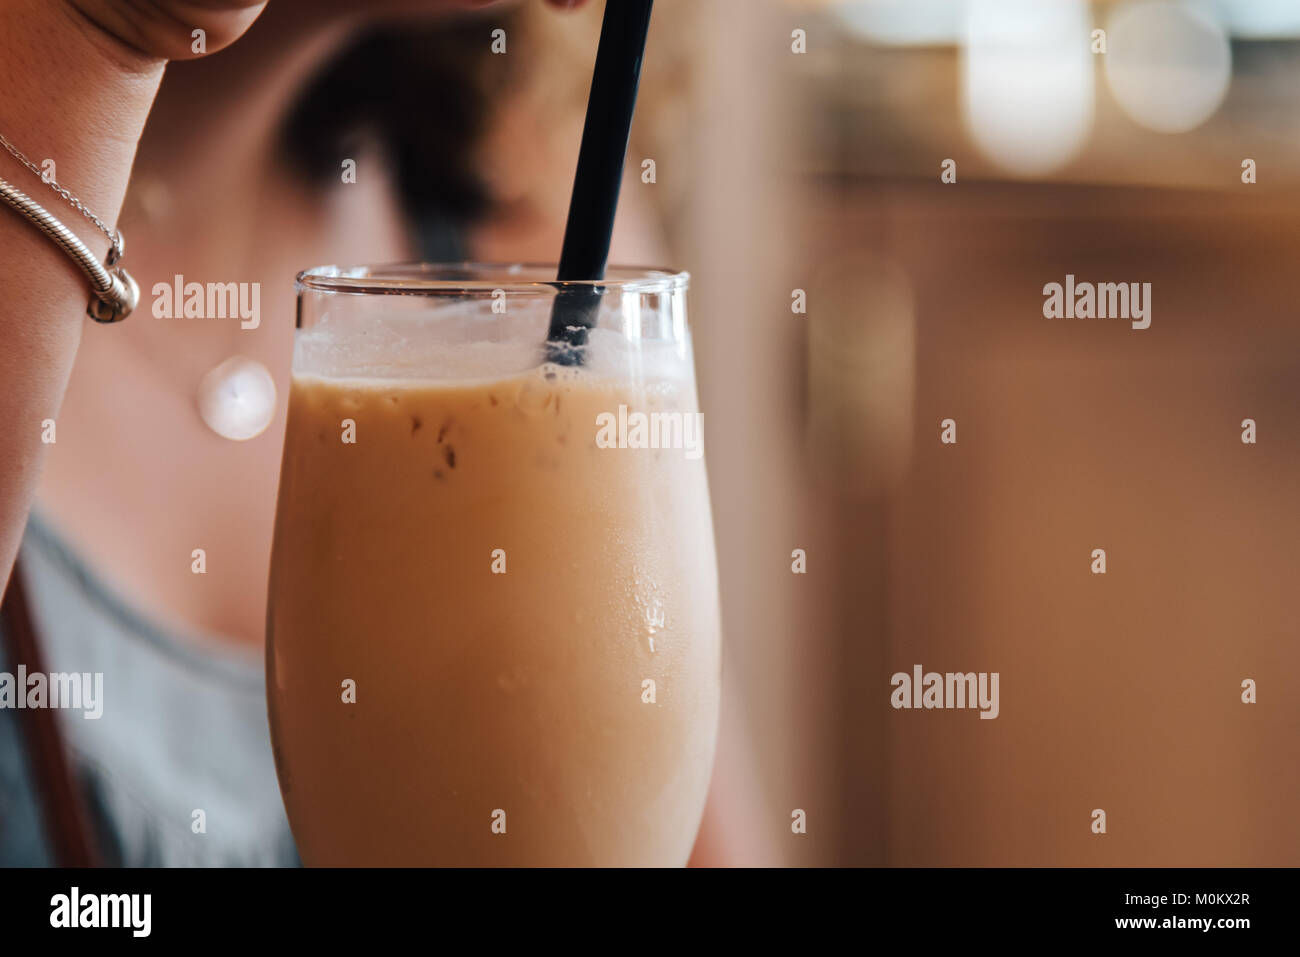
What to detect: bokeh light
<box><xmin>962</xmin><ymin>0</ymin><xmax>1094</xmax><ymax>176</ymax></box>
<box><xmin>1105</xmin><ymin>1</ymin><xmax>1232</xmax><ymax>134</ymax></box>
<box><xmin>832</xmin><ymin>0</ymin><xmax>968</xmax><ymax>47</ymax></box>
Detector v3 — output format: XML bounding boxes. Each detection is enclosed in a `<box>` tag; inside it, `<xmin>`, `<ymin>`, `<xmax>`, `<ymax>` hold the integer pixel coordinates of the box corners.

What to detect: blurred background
<box><xmin>626</xmin><ymin>0</ymin><xmax>1299</xmax><ymax>865</ymax></box>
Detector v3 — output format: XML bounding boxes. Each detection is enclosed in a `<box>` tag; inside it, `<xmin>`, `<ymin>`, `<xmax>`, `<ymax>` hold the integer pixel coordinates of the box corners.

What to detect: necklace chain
<box><xmin>0</xmin><ymin>132</ymin><xmax>123</xmax><ymax>264</ymax></box>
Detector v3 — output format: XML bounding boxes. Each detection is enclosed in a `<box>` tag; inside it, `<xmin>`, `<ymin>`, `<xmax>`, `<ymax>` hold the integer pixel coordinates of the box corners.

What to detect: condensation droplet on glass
<box><xmin>497</xmin><ymin>667</ymin><xmax>529</xmax><ymax>694</ymax></box>
<box><xmin>645</xmin><ymin>601</ymin><xmax>665</xmax><ymax>654</ymax></box>
<box><xmin>515</xmin><ymin>373</ymin><xmax>553</xmax><ymax>416</ymax></box>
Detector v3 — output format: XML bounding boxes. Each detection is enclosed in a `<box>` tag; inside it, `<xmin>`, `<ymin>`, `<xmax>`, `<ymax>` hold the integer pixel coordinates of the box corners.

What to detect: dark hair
<box><xmin>280</xmin><ymin>14</ymin><xmax>522</xmax><ymax>262</ymax></box>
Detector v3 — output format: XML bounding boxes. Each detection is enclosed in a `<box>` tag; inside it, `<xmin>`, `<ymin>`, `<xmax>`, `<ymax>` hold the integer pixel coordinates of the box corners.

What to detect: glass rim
<box><xmin>295</xmin><ymin>262</ymin><xmax>690</xmax><ymax>296</ymax></box>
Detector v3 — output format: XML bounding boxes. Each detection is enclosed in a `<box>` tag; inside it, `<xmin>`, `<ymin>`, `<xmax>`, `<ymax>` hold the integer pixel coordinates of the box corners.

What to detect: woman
<box><xmin>0</xmin><ymin>0</ymin><xmax>761</xmax><ymax>866</ymax></box>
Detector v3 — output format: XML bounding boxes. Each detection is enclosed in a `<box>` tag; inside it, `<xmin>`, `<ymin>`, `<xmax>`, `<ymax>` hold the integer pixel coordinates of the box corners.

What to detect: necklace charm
<box><xmin>196</xmin><ymin>356</ymin><xmax>277</xmax><ymax>441</ymax></box>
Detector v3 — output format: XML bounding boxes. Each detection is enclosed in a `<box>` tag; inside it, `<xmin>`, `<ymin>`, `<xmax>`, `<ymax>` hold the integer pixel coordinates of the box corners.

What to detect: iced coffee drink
<box><xmin>267</xmin><ymin>265</ymin><xmax>720</xmax><ymax>866</ymax></box>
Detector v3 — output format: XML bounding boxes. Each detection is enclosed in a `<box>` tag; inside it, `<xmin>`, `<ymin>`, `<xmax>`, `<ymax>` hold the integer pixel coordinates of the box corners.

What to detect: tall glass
<box><xmin>266</xmin><ymin>264</ymin><xmax>721</xmax><ymax>866</ymax></box>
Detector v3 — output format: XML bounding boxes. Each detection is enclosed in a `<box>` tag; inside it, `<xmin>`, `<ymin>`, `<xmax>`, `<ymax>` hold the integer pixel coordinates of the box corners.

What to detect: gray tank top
<box><xmin>0</xmin><ymin>511</ymin><xmax>298</xmax><ymax>866</ymax></box>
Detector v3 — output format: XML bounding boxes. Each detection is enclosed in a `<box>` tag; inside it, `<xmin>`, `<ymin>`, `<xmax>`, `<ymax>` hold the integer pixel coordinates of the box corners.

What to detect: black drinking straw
<box><xmin>545</xmin><ymin>0</ymin><xmax>655</xmax><ymax>365</ymax></box>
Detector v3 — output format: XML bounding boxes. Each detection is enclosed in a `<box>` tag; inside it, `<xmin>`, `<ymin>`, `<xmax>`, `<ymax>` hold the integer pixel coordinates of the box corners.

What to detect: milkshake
<box><xmin>267</xmin><ymin>267</ymin><xmax>720</xmax><ymax>866</ymax></box>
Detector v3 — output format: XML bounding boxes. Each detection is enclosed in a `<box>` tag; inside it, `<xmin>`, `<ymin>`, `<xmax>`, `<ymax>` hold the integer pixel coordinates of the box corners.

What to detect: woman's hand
<box><xmin>62</xmin><ymin>1</ymin><xmax>269</xmax><ymax>63</ymax></box>
<box><xmin>61</xmin><ymin>0</ymin><xmax>590</xmax><ymax>66</ymax></box>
